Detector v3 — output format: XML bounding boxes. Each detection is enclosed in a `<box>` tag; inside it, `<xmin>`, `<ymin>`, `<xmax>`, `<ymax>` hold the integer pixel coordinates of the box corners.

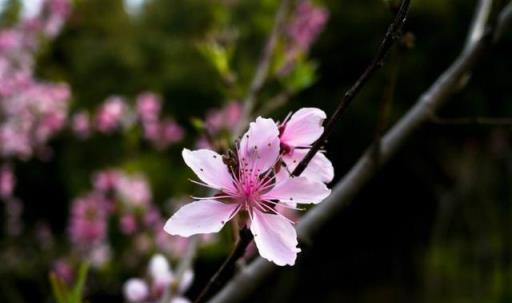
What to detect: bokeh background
<box><xmin>1</xmin><ymin>0</ymin><xmax>512</xmax><ymax>302</ymax></box>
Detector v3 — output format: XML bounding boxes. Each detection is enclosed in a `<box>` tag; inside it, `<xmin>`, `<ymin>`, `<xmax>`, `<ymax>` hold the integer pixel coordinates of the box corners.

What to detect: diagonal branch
<box><xmin>191</xmin><ymin>1</ymin><xmax>412</xmax><ymax>302</ymax></box>
<box><xmin>291</xmin><ymin>0</ymin><xmax>411</xmax><ymax>177</ymax></box>
<box><xmin>235</xmin><ymin>0</ymin><xmax>291</xmax><ymax>136</ymax></box>
<box><xmin>207</xmin><ymin>1</ymin><xmax>512</xmax><ymax>303</ymax></box>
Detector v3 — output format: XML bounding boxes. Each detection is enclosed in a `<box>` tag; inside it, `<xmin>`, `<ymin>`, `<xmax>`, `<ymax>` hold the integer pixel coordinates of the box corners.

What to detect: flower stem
<box><xmin>292</xmin><ymin>0</ymin><xmax>411</xmax><ymax>177</ymax></box>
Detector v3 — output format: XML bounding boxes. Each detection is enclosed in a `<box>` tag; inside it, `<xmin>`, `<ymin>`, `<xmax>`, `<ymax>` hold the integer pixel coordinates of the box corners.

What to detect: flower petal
<box><xmin>123</xmin><ymin>278</ymin><xmax>149</xmax><ymax>302</ymax></box>
<box><xmin>250</xmin><ymin>210</ymin><xmax>300</xmax><ymax>266</ymax></box>
<box><xmin>282</xmin><ymin>149</ymin><xmax>334</xmax><ymax>183</ymax></box>
<box><xmin>261</xmin><ymin>175</ymin><xmax>330</xmax><ymax>204</ymax></box>
<box><xmin>148</xmin><ymin>254</ymin><xmax>173</xmax><ymax>287</ymax></box>
<box><xmin>164</xmin><ymin>200</ymin><xmax>239</xmax><ymax>237</ymax></box>
<box><xmin>171</xmin><ymin>297</ymin><xmax>191</xmax><ymax>303</ymax></box>
<box><xmin>238</xmin><ymin>117</ymin><xmax>280</xmax><ymax>174</ymax></box>
<box><xmin>178</xmin><ymin>269</ymin><xmax>194</xmax><ymax>293</ymax></box>
<box><xmin>182</xmin><ymin>149</ymin><xmax>236</xmax><ymax>193</ymax></box>
<box><xmin>280</xmin><ymin>108</ymin><xmax>326</xmax><ymax>147</ymax></box>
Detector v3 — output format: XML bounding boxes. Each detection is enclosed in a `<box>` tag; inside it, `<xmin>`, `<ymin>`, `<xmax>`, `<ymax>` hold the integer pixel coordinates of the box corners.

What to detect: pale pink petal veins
<box><xmin>283</xmin><ymin>149</ymin><xmax>334</xmax><ymax>183</ymax></box>
<box><xmin>280</xmin><ymin>107</ymin><xmax>326</xmax><ymax>147</ymax></box>
<box><xmin>239</xmin><ymin>117</ymin><xmax>280</xmax><ymax>173</ymax></box>
<box><xmin>182</xmin><ymin>149</ymin><xmax>236</xmax><ymax>193</ymax></box>
<box><xmin>250</xmin><ymin>210</ymin><xmax>300</xmax><ymax>266</ymax></box>
<box><xmin>164</xmin><ymin>200</ymin><xmax>239</xmax><ymax>237</ymax></box>
<box><xmin>261</xmin><ymin>175</ymin><xmax>330</xmax><ymax>204</ymax></box>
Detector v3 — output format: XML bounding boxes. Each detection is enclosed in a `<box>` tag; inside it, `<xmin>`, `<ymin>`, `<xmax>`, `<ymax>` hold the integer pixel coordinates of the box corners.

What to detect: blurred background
<box><xmin>0</xmin><ymin>0</ymin><xmax>511</xmax><ymax>302</ymax></box>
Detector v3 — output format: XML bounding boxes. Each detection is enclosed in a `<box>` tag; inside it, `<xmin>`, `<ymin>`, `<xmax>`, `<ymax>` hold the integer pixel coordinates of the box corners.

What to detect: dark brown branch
<box><xmin>193</xmin><ymin>228</ymin><xmax>253</xmax><ymax>303</ymax></box>
<box><xmin>207</xmin><ymin>2</ymin><xmax>512</xmax><ymax>303</ymax></box>
<box><xmin>292</xmin><ymin>0</ymin><xmax>411</xmax><ymax>177</ymax></box>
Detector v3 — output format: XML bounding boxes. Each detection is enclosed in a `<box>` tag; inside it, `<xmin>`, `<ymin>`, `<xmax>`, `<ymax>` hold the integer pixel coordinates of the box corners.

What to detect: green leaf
<box><xmin>49</xmin><ymin>273</ymin><xmax>69</xmax><ymax>303</ymax></box>
<box><xmin>197</xmin><ymin>41</ymin><xmax>232</xmax><ymax>78</ymax></box>
<box><xmin>71</xmin><ymin>262</ymin><xmax>90</xmax><ymax>303</ymax></box>
<box><xmin>282</xmin><ymin>59</ymin><xmax>318</xmax><ymax>92</ymax></box>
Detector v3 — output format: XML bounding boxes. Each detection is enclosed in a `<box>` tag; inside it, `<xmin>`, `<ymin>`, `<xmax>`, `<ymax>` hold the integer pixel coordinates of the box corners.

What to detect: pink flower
<box><xmin>136</xmin><ymin>92</ymin><xmax>162</xmax><ymax>123</ymax></box>
<box><xmin>148</xmin><ymin>254</ymin><xmax>174</xmax><ymax>294</ymax></box>
<box><xmin>205</xmin><ymin>102</ymin><xmax>242</xmax><ymax>135</ymax></box>
<box><xmin>92</xmin><ymin>169</ymin><xmax>120</xmax><ymax>192</ymax></box>
<box><xmin>124</xmin><ymin>278</ymin><xmax>149</xmax><ymax>302</ymax></box>
<box><xmin>68</xmin><ymin>194</ymin><xmax>109</xmax><ymax>249</ymax></box>
<box><xmin>53</xmin><ymin>259</ymin><xmax>74</xmax><ymax>284</ymax></box>
<box><xmin>143</xmin><ymin>119</ymin><xmax>184</xmax><ymax>149</ymax></box>
<box><xmin>160</xmin><ymin>119</ymin><xmax>184</xmax><ymax>145</ymax></box>
<box><xmin>120</xmin><ymin>214</ymin><xmax>138</xmax><ymax>235</ymax></box>
<box><xmin>115</xmin><ymin>174</ymin><xmax>152</xmax><ymax>207</ymax></box>
<box><xmin>123</xmin><ymin>254</ymin><xmax>193</xmax><ymax>303</ymax></box>
<box><xmin>71</xmin><ymin>111</ymin><xmax>91</xmax><ymax>138</ymax></box>
<box><xmin>279</xmin><ymin>108</ymin><xmax>334</xmax><ymax>183</ymax></box>
<box><xmin>0</xmin><ymin>164</ymin><xmax>15</xmax><ymax>199</ymax></box>
<box><xmin>95</xmin><ymin>96</ymin><xmax>127</xmax><ymax>133</ymax></box>
<box><xmin>164</xmin><ymin>117</ymin><xmax>331</xmax><ymax>266</ymax></box>
<box><xmin>287</xmin><ymin>1</ymin><xmax>329</xmax><ymax>51</ymax></box>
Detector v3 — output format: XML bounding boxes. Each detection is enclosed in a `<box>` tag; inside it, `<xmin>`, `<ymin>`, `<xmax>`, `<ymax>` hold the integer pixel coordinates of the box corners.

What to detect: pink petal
<box><xmin>261</xmin><ymin>175</ymin><xmax>330</xmax><ymax>204</ymax></box>
<box><xmin>164</xmin><ymin>200</ymin><xmax>239</xmax><ymax>237</ymax></box>
<box><xmin>238</xmin><ymin>117</ymin><xmax>280</xmax><ymax>173</ymax></box>
<box><xmin>280</xmin><ymin>108</ymin><xmax>326</xmax><ymax>147</ymax></box>
<box><xmin>250</xmin><ymin>210</ymin><xmax>300</xmax><ymax>266</ymax></box>
<box><xmin>182</xmin><ymin>149</ymin><xmax>236</xmax><ymax>193</ymax></box>
<box><xmin>282</xmin><ymin>149</ymin><xmax>334</xmax><ymax>183</ymax></box>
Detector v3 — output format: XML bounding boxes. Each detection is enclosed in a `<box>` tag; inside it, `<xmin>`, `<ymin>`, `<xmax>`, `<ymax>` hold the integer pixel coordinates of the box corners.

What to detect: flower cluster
<box><xmin>0</xmin><ymin>163</ymin><xmax>15</xmax><ymax>200</ymax></box>
<box><xmin>196</xmin><ymin>101</ymin><xmax>242</xmax><ymax>150</ymax></box>
<box><xmin>68</xmin><ymin>169</ymin><xmax>187</xmax><ymax>266</ymax></box>
<box><xmin>123</xmin><ymin>254</ymin><xmax>193</xmax><ymax>303</ymax></box>
<box><xmin>165</xmin><ymin>108</ymin><xmax>333</xmax><ymax>266</ymax></box>
<box><xmin>0</xmin><ymin>0</ymin><xmax>72</xmax><ymax>160</ymax></box>
<box><xmin>70</xmin><ymin>92</ymin><xmax>184</xmax><ymax>150</ymax></box>
<box><xmin>278</xmin><ymin>0</ymin><xmax>329</xmax><ymax>76</ymax></box>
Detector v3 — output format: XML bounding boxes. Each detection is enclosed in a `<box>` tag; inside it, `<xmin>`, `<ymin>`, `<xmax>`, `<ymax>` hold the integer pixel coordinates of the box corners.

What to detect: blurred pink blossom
<box><xmin>53</xmin><ymin>259</ymin><xmax>74</xmax><ymax>285</ymax></box>
<box><xmin>92</xmin><ymin>169</ymin><xmax>121</xmax><ymax>192</ymax></box>
<box><xmin>205</xmin><ymin>101</ymin><xmax>242</xmax><ymax>135</ymax></box>
<box><xmin>71</xmin><ymin>111</ymin><xmax>91</xmax><ymax>138</ymax></box>
<box><xmin>69</xmin><ymin>193</ymin><xmax>109</xmax><ymax>249</ymax></box>
<box><xmin>287</xmin><ymin>1</ymin><xmax>329</xmax><ymax>51</ymax></box>
<box><xmin>0</xmin><ymin>164</ymin><xmax>15</xmax><ymax>199</ymax></box>
<box><xmin>95</xmin><ymin>96</ymin><xmax>128</xmax><ymax>133</ymax></box>
<box><xmin>136</xmin><ymin>92</ymin><xmax>162</xmax><ymax>123</ymax></box>
<box><xmin>115</xmin><ymin>174</ymin><xmax>152</xmax><ymax>207</ymax></box>
<box><xmin>120</xmin><ymin>214</ymin><xmax>138</xmax><ymax>235</ymax></box>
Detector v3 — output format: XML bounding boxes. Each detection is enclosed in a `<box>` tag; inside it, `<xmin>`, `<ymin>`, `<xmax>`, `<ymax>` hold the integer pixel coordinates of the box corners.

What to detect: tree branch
<box><xmin>235</xmin><ymin>0</ymin><xmax>291</xmax><ymax>136</ymax></box>
<box><xmin>191</xmin><ymin>1</ymin><xmax>412</xmax><ymax>301</ymax></box>
<box><xmin>193</xmin><ymin>228</ymin><xmax>253</xmax><ymax>303</ymax></box>
<box><xmin>291</xmin><ymin>0</ymin><xmax>411</xmax><ymax>177</ymax></box>
<box><xmin>207</xmin><ymin>1</ymin><xmax>512</xmax><ymax>303</ymax></box>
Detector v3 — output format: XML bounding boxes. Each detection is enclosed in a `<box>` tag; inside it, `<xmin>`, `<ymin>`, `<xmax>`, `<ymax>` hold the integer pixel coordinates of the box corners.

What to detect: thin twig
<box><xmin>292</xmin><ymin>0</ymin><xmax>411</xmax><ymax>177</ymax></box>
<box><xmin>372</xmin><ymin>45</ymin><xmax>402</xmax><ymax>165</ymax></box>
<box><xmin>192</xmin><ymin>1</ymin><xmax>412</xmax><ymax>302</ymax></box>
<box><xmin>193</xmin><ymin>228</ymin><xmax>253</xmax><ymax>303</ymax></box>
<box><xmin>235</xmin><ymin>0</ymin><xmax>291</xmax><ymax>136</ymax></box>
<box><xmin>207</xmin><ymin>2</ymin><xmax>512</xmax><ymax>303</ymax></box>
<box><xmin>257</xmin><ymin>90</ymin><xmax>293</xmax><ymax>117</ymax></box>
